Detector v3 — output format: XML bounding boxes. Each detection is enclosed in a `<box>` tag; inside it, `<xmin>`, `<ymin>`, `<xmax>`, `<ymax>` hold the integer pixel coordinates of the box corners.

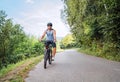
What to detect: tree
<box><xmin>62</xmin><ymin>0</ymin><xmax>120</xmax><ymax>61</ymax></box>
<box><xmin>0</xmin><ymin>10</ymin><xmax>44</xmax><ymax>68</ymax></box>
<box><xmin>60</xmin><ymin>34</ymin><xmax>76</xmax><ymax>48</ymax></box>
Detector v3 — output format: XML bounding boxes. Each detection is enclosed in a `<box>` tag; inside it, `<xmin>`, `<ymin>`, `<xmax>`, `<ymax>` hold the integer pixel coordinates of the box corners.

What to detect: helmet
<box><xmin>47</xmin><ymin>22</ymin><xmax>52</xmax><ymax>27</ymax></box>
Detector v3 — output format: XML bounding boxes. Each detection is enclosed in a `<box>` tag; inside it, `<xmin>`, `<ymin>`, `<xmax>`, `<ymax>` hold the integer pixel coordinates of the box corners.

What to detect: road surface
<box><xmin>25</xmin><ymin>50</ymin><xmax>120</xmax><ymax>82</ymax></box>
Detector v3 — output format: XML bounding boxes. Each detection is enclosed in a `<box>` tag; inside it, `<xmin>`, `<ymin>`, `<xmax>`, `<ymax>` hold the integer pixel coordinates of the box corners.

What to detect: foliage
<box><xmin>60</xmin><ymin>34</ymin><xmax>76</xmax><ymax>49</ymax></box>
<box><xmin>0</xmin><ymin>10</ymin><xmax>44</xmax><ymax>69</ymax></box>
<box><xmin>0</xmin><ymin>55</ymin><xmax>43</xmax><ymax>82</ymax></box>
<box><xmin>62</xmin><ymin>0</ymin><xmax>120</xmax><ymax>61</ymax></box>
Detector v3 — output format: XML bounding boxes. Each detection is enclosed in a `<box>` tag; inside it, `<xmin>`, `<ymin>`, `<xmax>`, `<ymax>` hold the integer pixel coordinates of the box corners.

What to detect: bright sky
<box><xmin>0</xmin><ymin>0</ymin><xmax>70</xmax><ymax>37</ymax></box>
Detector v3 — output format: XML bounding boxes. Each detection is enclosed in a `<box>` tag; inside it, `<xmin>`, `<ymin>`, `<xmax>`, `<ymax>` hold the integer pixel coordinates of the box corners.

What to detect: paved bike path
<box><xmin>25</xmin><ymin>50</ymin><xmax>120</xmax><ymax>82</ymax></box>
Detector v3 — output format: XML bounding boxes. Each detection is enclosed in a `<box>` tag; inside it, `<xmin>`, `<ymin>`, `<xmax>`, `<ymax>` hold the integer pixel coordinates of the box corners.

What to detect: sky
<box><xmin>0</xmin><ymin>0</ymin><xmax>70</xmax><ymax>37</ymax></box>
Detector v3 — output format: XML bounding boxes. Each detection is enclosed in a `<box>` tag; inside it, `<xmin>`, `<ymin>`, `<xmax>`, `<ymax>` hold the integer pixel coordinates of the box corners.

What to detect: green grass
<box><xmin>0</xmin><ymin>48</ymin><xmax>64</xmax><ymax>82</ymax></box>
<box><xmin>0</xmin><ymin>55</ymin><xmax>43</xmax><ymax>82</ymax></box>
<box><xmin>10</xmin><ymin>76</ymin><xmax>23</xmax><ymax>82</ymax></box>
<box><xmin>78</xmin><ymin>48</ymin><xmax>96</xmax><ymax>56</ymax></box>
<box><xmin>78</xmin><ymin>48</ymin><xmax>120</xmax><ymax>62</ymax></box>
<box><xmin>0</xmin><ymin>59</ymin><xmax>28</xmax><ymax>78</ymax></box>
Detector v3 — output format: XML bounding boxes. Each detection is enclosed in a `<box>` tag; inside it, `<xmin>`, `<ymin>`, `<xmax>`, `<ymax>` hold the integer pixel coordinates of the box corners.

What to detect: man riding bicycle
<box><xmin>39</xmin><ymin>22</ymin><xmax>56</xmax><ymax>61</ymax></box>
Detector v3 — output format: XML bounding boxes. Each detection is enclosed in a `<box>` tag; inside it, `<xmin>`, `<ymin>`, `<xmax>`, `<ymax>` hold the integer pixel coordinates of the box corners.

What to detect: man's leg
<box><xmin>52</xmin><ymin>42</ymin><xmax>56</xmax><ymax>60</ymax></box>
<box><xmin>52</xmin><ymin>47</ymin><xmax>56</xmax><ymax>57</ymax></box>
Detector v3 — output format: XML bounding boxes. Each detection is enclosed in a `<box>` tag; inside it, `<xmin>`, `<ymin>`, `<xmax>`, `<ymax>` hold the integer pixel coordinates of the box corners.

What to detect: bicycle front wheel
<box><xmin>44</xmin><ymin>49</ymin><xmax>48</xmax><ymax>69</ymax></box>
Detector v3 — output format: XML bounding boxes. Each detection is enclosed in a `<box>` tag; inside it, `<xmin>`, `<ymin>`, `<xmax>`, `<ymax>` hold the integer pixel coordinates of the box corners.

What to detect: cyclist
<box><xmin>39</xmin><ymin>22</ymin><xmax>56</xmax><ymax>61</ymax></box>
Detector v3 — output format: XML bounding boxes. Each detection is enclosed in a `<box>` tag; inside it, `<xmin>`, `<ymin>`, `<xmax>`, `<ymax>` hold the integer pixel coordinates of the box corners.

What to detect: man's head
<box><xmin>47</xmin><ymin>22</ymin><xmax>52</xmax><ymax>30</ymax></box>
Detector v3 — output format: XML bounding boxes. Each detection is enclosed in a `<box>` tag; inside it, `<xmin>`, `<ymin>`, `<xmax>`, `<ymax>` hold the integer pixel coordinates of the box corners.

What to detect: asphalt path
<box><xmin>25</xmin><ymin>49</ymin><xmax>120</xmax><ymax>82</ymax></box>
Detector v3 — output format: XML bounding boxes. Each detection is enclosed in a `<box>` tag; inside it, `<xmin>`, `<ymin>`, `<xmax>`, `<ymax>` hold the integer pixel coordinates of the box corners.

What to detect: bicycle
<box><xmin>41</xmin><ymin>40</ymin><xmax>53</xmax><ymax>69</ymax></box>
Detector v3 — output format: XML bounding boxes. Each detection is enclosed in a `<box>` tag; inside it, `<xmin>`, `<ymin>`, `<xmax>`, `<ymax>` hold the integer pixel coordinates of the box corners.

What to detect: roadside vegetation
<box><xmin>0</xmin><ymin>55</ymin><xmax>43</xmax><ymax>82</ymax></box>
<box><xmin>0</xmin><ymin>10</ymin><xmax>44</xmax><ymax>81</ymax></box>
<box><xmin>0</xmin><ymin>11</ymin><xmax>44</xmax><ymax>70</ymax></box>
<box><xmin>61</xmin><ymin>0</ymin><xmax>120</xmax><ymax>61</ymax></box>
<box><xmin>0</xmin><ymin>10</ymin><xmax>65</xmax><ymax>81</ymax></box>
<box><xmin>60</xmin><ymin>34</ymin><xmax>77</xmax><ymax>49</ymax></box>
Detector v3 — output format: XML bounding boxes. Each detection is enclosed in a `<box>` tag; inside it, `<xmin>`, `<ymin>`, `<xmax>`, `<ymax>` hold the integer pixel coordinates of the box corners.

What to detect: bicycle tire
<box><xmin>44</xmin><ymin>49</ymin><xmax>48</xmax><ymax>69</ymax></box>
<box><xmin>48</xmin><ymin>49</ymin><xmax>52</xmax><ymax>64</ymax></box>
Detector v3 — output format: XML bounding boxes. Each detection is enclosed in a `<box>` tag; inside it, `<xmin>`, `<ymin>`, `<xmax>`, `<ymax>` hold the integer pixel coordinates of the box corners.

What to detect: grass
<box><xmin>0</xmin><ymin>55</ymin><xmax>43</xmax><ymax>82</ymax></box>
<box><xmin>0</xmin><ymin>48</ymin><xmax>64</xmax><ymax>82</ymax></box>
<box><xmin>78</xmin><ymin>48</ymin><xmax>120</xmax><ymax>62</ymax></box>
<box><xmin>78</xmin><ymin>48</ymin><xmax>96</xmax><ymax>56</ymax></box>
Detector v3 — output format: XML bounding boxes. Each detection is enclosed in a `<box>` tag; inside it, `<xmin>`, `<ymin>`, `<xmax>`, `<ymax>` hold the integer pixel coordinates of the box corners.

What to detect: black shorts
<box><xmin>45</xmin><ymin>41</ymin><xmax>56</xmax><ymax>48</ymax></box>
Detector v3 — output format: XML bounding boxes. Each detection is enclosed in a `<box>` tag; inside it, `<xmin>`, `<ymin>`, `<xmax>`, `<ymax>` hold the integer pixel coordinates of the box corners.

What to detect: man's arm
<box><xmin>53</xmin><ymin>30</ymin><xmax>56</xmax><ymax>42</ymax></box>
<box><xmin>39</xmin><ymin>31</ymin><xmax>46</xmax><ymax>41</ymax></box>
